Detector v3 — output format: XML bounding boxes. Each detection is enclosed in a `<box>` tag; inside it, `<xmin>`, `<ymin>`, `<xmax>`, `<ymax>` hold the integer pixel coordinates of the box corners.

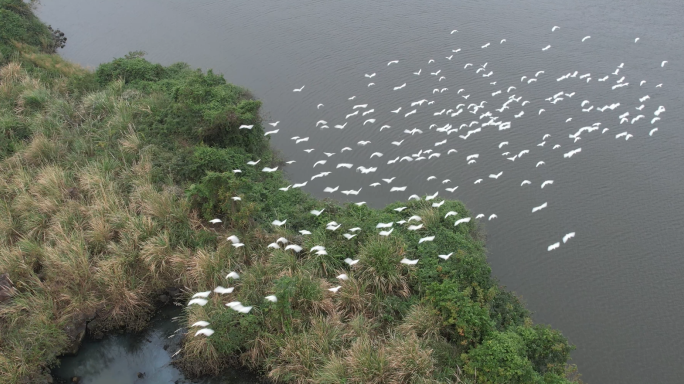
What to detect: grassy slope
<box><xmin>0</xmin><ymin>2</ymin><xmax>583</xmax><ymax>383</ymax></box>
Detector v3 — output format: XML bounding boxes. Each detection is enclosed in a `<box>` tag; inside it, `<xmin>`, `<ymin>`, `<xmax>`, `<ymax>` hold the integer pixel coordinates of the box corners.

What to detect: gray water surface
<box><xmin>38</xmin><ymin>1</ymin><xmax>684</xmax><ymax>383</ymax></box>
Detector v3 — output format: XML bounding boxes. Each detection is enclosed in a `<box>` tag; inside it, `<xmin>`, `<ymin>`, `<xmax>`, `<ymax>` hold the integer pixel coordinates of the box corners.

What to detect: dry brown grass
<box><xmin>22</xmin><ymin>133</ymin><xmax>63</xmax><ymax>166</ymax></box>
<box><xmin>20</xmin><ymin>49</ymin><xmax>88</xmax><ymax>78</ymax></box>
<box><xmin>383</xmin><ymin>333</ymin><xmax>436</xmax><ymax>382</ymax></box>
<box><xmin>97</xmin><ymin>257</ymin><xmax>152</xmax><ymax>330</ymax></box>
<box><xmin>356</xmin><ymin>236</ymin><xmax>411</xmax><ymax>298</ymax></box>
<box><xmin>0</xmin><ymin>62</ymin><xmax>25</xmax><ymax>84</ymax></box>
<box><xmin>335</xmin><ymin>275</ymin><xmax>377</xmax><ymax>320</ymax></box>
<box><xmin>397</xmin><ymin>303</ymin><xmax>444</xmax><ymax>340</ymax></box>
<box><xmin>172</xmin><ymin>246</ymin><xmax>235</xmax><ymax>291</ymax></box>
<box><xmin>268</xmin><ymin>315</ymin><xmax>348</xmax><ymax>383</ymax></box>
<box><xmin>412</xmin><ymin>205</ymin><xmax>440</xmax><ymax>230</ymax></box>
<box><xmin>118</xmin><ymin>124</ymin><xmax>141</xmax><ymax>154</ymax></box>
<box><xmin>176</xmin><ymin>330</ymin><xmax>223</xmax><ymax>377</ymax></box>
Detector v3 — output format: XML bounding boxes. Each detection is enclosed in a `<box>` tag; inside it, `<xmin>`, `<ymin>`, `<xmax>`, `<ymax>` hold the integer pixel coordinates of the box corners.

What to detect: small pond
<box><xmin>53</xmin><ymin>306</ymin><xmax>261</xmax><ymax>384</ymax></box>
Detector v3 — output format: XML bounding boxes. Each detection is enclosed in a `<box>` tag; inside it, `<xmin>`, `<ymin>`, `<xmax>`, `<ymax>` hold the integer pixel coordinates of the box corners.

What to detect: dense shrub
<box><xmin>425</xmin><ymin>279</ymin><xmax>494</xmax><ymax>347</ymax></box>
<box><xmin>489</xmin><ymin>287</ymin><xmax>531</xmax><ymax>331</ymax></box>
<box><xmin>516</xmin><ymin>324</ymin><xmax>574</xmax><ymax>376</ymax></box>
<box><xmin>463</xmin><ymin>330</ymin><xmax>539</xmax><ymax>384</ymax></box>
<box><xmin>95</xmin><ymin>57</ymin><xmax>166</xmax><ymax>85</ymax></box>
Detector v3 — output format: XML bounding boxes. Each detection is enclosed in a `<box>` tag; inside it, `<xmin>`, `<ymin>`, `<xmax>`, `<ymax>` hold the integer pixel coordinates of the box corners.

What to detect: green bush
<box><xmin>462</xmin><ymin>325</ymin><xmax>575</xmax><ymax>384</ymax></box>
<box><xmin>463</xmin><ymin>330</ymin><xmax>539</xmax><ymax>384</ymax></box>
<box><xmin>516</xmin><ymin>324</ymin><xmax>574</xmax><ymax>376</ymax></box>
<box><xmin>95</xmin><ymin>57</ymin><xmax>166</xmax><ymax>86</ymax></box>
<box><xmin>489</xmin><ymin>288</ymin><xmax>531</xmax><ymax>331</ymax></box>
<box><xmin>425</xmin><ymin>279</ymin><xmax>493</xmax><ymax>346</ymax></box>
<box><xmin>208</xmin><ymin>309</ymin><xmax>263</xmax><ymax>356</ymax></box>
<box><xmin>175</xmin><ymin>145</ymin><xmax>251</xmax><ymax>183</ymax></box>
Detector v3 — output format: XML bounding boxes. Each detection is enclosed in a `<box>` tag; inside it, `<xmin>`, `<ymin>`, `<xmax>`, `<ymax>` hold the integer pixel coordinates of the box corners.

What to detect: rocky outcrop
<box><xmin>63</xmin><ymin>309</ymin><xmax>97</xmax><ymax>355</ymax></box>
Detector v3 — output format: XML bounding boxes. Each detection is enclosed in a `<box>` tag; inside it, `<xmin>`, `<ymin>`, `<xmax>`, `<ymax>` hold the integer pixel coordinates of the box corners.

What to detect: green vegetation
<box><xmin>0</xmin><ymin>4</ymin><xmax>582</xmax><ymax>384</ymax></box>
<box><xmin>0</xmin><ymin>0</ymin><xmax>56</xmax><ymax>64</ymax></box>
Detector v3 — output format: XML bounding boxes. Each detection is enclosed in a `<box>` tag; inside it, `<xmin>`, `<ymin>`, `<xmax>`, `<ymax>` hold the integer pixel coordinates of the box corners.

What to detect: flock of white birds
<box><xmin>186</xmin><ymin>25</ymin><xmax>668</xmax><ymax>338</ymax></box>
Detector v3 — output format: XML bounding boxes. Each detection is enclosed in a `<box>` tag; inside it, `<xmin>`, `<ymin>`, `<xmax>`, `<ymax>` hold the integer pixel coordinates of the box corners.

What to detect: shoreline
<box><xmin>0</xmin><ymin>2</ymin><xmax>581</xmax><ymax>383</ymax></box>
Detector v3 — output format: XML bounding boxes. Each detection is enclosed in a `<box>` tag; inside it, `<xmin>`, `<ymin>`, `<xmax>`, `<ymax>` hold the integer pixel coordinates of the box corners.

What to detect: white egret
<box><xmin>214</xmin><ymin>286</ymin><xmax>234</xmax><ymax>294</ymax></box>
<box><xmin>192</xmin><ymin>321</ymin><xmax>210</xmax><ymax>327</ymax></box>
<box><xmin>188</xmin><ymin>298</ymin><xmax>208</xmax><ymax>306</ymax></box>
<box><xmin>285</xmin><ymin>244</ymin><xmax>303</xmax><ymax>252</ymax></box>
<box><xmin>532</xmin><ymin>202</ymin><xmax>548</xmax><ymax>213</ymax></box>
<box><xmin>379</xmin><ymin>228</ymin><xmax>394</xmax><ymax>236</ymax></box>
<box><xmin>195</xmin><ymin>328</ymin><xmax>214</xmax><ymax>337</ymax></box>
<box><xmin>563</xmin><ymin>232</ymin><xmax>575</xmax><ymax>243</ymax></box>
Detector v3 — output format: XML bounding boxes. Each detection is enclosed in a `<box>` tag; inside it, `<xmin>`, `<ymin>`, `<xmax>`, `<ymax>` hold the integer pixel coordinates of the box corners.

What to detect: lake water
<box><xmin>37</xmin><ymin>0</ymin><xmax>684</xmax><ymax>383</ymax></box>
